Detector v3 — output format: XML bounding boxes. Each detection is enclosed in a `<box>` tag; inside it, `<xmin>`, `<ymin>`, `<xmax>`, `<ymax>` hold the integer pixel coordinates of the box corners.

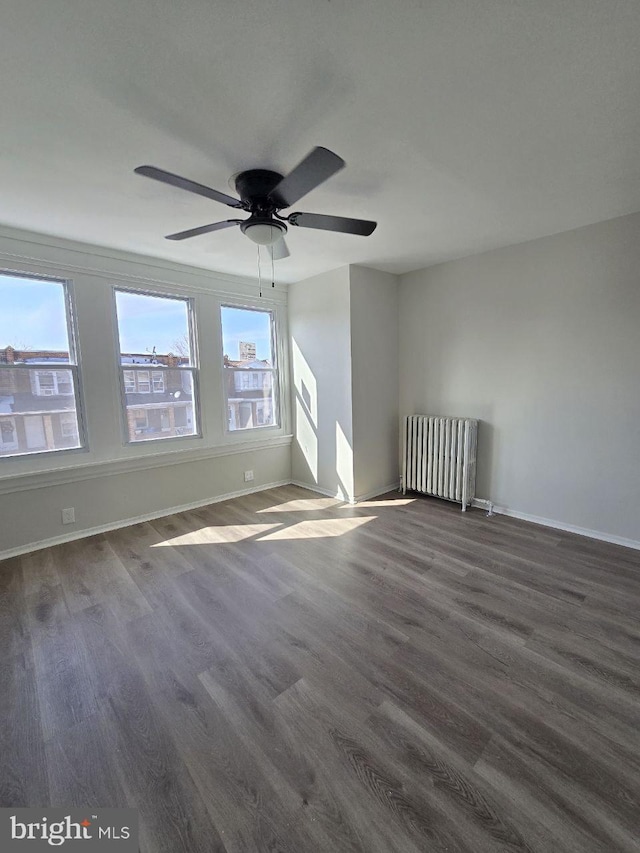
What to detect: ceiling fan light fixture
<box><xmin>241</xmin><ymin>220</ymin><xmax>287</xmax><ymax>246</ymax></box>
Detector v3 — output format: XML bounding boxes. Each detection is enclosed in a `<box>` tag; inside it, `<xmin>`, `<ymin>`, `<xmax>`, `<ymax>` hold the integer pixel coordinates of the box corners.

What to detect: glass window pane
<box><xmin>123</xmin><ymin>369</ymin><xmax>197</xmax><ymax>442</ymax></box>
<box><xmin>0</xmin><ymin>367</ymin><xmax>81</xmax><ymax>456</ymax></box>
<box><xmin>224</xmin><ymin>368</ymin><xmax>275</xmax><ymax>431</ymax></box>
<box><xmin>221</xmin><ymin>306</ymin><xmax>273</xmax><ymax>366</ymax></box>
<box><xmin>123</xmin><ymin>370</ymin><xmax>136</xmax><ymax>393</ymax></box>
<box><xmin>0</xmin><ymin>275</ymin><xmax>71</xmax><ymax>362</ymax></box>
<box><xmin>137</xmin><ymin>370</ymin><xmax>151</xmax><ymax>393</ymax></box>
<box><xmin>115</xmin><ymin>290</ymin><xmax>192</xmax><ymax>365</ymax></box>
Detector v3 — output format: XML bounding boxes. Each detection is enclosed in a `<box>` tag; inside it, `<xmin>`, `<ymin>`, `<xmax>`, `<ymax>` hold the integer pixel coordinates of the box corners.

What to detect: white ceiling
<box><xmin>2</xmin><ymin>0</ymin><xmax>640</xmax><ymax>283</ymax></box>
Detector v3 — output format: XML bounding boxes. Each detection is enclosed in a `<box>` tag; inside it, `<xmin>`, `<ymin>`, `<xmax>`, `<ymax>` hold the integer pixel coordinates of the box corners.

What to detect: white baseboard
<box><xmin>355</xmin><ymin>482</ymin><xmax>401</xmax><ymax>502</ymax></box>
<box><xmin>290</xmin><ymin>480</ymin><xmax>401</xmax><ymax>504</ymax></box>
<box><xmin>0</xmin><ymin>479</ymin><xmax>290</xmax><ymax>561</ymax></box>
<box><xmin>472</xmin><ymin>499</ymin><xmax>640</xmax><ymax>552</ymax></box>
<box><xmin>5</xmin><ymin>480</ymin><xmax>638</xmax><ymax>561</ymax></box>
<box><xmin>290</xmin><ymin>480</ymin><xmax>353</xmax><ymax>502</ymax></box>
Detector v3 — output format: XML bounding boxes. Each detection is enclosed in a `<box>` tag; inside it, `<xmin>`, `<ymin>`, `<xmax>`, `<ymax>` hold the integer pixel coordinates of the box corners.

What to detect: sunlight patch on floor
<box><xmin>257</xmin><ymin>515</ymin><xmax>375</xmax><ymax>541</ymax></box>
<box><xmin>257</xmin><ymin>497</ymin><xmax>340</xmax><ymax>513</ymax></box>
<box><xmin>150</xmin><ymin>523</ymin><xmax>282</xmax><ymax>546</ymax></box>
<box><xmin>347</xmin><ymin>498</ymin><xmax>416</xmax><ymax>508</ymax></box>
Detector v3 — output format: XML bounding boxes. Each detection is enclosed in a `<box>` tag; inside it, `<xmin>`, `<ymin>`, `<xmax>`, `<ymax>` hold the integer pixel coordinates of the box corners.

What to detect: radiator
<box><xmin>402</xmin><ymin>415</ymin><xmax>478</xmax><ymax>511</ymax></box>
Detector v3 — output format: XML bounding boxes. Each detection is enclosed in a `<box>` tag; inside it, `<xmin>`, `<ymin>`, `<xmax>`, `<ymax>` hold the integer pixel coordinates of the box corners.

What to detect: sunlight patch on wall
<box><xmin>336</xmin><ymin>420</ymin><xmax>354</xmax><ymax>501</ymax></box>
<box><xmin>292</xmin><ymin>337</ymin><xmax>318</xmax><ymax>482</ymax></box>
<box><xmin>291</xmin><ymin>338</ymin><xmax>317</xmax><ymax>427</ymax></box>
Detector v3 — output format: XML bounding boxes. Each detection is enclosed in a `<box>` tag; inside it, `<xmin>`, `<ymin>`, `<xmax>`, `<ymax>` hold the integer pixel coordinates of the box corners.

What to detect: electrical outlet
<box><xmin>244</xmin><ymin>470</ymin><xmax>254</xmax><ymax>482</ymax></box>
<box><xmin>62</xmin><ymin>507</ymin><xmax>75</xmax><ymax>525</ymax></box>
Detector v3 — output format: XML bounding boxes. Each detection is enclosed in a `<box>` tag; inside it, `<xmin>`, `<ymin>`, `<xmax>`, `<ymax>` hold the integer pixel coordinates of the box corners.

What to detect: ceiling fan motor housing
<box><xmin>235</xmin><ymin>169</ymin><xmax>288</xmax><ymax>245</ymax></box>
<box><xmin>234</xmin><ymin>169</ymin><xmax>284</xmax><ymax>209</ymax></box>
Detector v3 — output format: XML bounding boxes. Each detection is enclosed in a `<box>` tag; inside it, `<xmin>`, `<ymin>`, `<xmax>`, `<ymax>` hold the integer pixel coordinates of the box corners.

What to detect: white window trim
<box><xmin>0</xmin><ymin>239</ymin><xmax>290</xmax><ymax>483</ymax></box>
<box><xmin>152</xmin><ymin>371</ymin><xmax>165</xmax><ymax>393</ymax></box>
<box><xmin>136</xmin><ymin>370</ymin><xmax>151</xmax><ymax>393</ymax></box>
<box><xmin>113</xmin><ymin>285</ymin><xmax>202</xmax><ymax>446</ymax></box>
<box><xmin>33</xmin><ymin>369</ymin><xmax>75</xmax><ymax>396</ymax></box>
<box><xmin>220</xmin><ymin>304</ymin><xmax>281</xmax><ymax>436</ymax></box>
<box><xmin>123</xmin><ymin>370</ymin><xmax>136</xmax><ymax>393</ymax></box>
<box><xmin>0</xmin><ymin>271</ymin><xmax>87</xmax><ymax>461</ymax></box>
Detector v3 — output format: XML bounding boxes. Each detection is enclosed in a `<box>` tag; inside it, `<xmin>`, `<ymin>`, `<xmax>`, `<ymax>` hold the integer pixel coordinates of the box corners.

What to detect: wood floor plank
<box><xmin>368</xmin><ymin>699</ymin><xmax>555</xmax><ymax>852</ymax></box>
<box><xmin>273</xmin><ymin>678</ymin><xmax>427</xmax><ymax>853</ymax></box>
<box><xmin>30</xmin><ymin>617</ymin><xmax>101</xmax><ymax>741</ymax></box>
<box><xmin>0</xmin><ymin>556</ymin><xmax>30</xmax><ymax>659</ymax></box>
<box><xmin>75</xmin><ymin>601</ymin><xmax>227</xmax><ymax>853</ymax></box>
<box><xmin>1</xmin><ymin>485</ymin><xmax>639</xmax><ymax>851</ymax></box>
<box><xmin>0</xmin><ymin>647</ymin><xmax>48</xmax><ymax>807</ymax></box>
<box><xmin>53</xmin><ymin>534</ymin><xmax>151</xmax><ymax>620</ymax></box>
<box><xmin>124</xmin><ymin>616</ymin><xmax>312</xmax><ymax>852</ymax></box>
<box><xmin>45</xmin><ymin>713</ymin><xmax>129</xmax><ymax>809</ymax></box>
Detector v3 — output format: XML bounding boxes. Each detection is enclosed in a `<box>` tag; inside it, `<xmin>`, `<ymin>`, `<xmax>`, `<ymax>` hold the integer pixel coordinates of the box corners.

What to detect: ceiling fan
<box><xmin>134</xmin><ymin>146</ymin><xmax>377</xmax><ymax>260</ymax></box>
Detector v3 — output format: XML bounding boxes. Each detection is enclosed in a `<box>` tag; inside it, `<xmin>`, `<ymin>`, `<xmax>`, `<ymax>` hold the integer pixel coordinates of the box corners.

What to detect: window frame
<box><xmin>32</xmin><ymin>369</ymin><xmax>75</xmax><ymax>396</ymax></box>
<box><xmin>59</xmin><ymin>412</ymin><xmax>79</xmax><ymax>439</ymax></box>
<box><xmin>152</xmin><ymin>371</ymin><xmax>165</xmax><ymax>393</ymax></box>
<box><xmin>113</xmin><ymin>285</ymin><xmax>202</xmax><ymax>446</ymax></box>
<box><xmin>123</xmin><ymin>370</ymin><xmax>136</xmax><ymax>394</ymax></box>
<box><xmin>0</xmin><ymin>270</ymin><xmax>87</xmax><ymax>461</ymax></box>
<box><xmin>136</xmin><ymin>370</ymin><xmax>151</xmax><ymax>394</ymax></box>
<box><xmin>219</xmin><ymin>303</ymin><xmax>280</xmax><ymax>435</ymax></box>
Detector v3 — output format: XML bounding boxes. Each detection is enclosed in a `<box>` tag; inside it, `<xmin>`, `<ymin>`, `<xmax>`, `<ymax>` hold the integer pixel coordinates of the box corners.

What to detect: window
<box><xmin>123</xmin><ymin>371</ymin><xmax>136</xmax><ymax>393</ymax></box>
<box><xmin>221</xmin><ymin>305</ymin><xmax>279</xmax><ymax>431</ymax></box>
<box><xmin>35</xmin><ymin>371</ymin><xmax>56</xmax><ymax>395</ymax></box>
<box><xmin>114</xmin><ymin>289</ymin><xmax>199</xmax><ymax>443</ymax></box>
<box><xmin>132</xmin><ymin>409</ymin><xmax>148</xmax><ymax>430</ymax></box>
<box><xmin>32</xmin><ymin>370</ymin><xmax>75</xmax><ymax>396</ymax></box>
<box><xmin>137</xmin><ymin>371</ymin><xmax>151</xmax><ymax>393</ymax></box>
<box><xmin>0</xmin><ymin>417</ymin><xmax>18</xmax><ymax>452</ymax></box>
<box><xmin>122</xmin><ymin>369</ymin><xmax>165</xmax><ymax>395</ymax></box>
<box><xmin>0</xmin><ymin>272</ymin><xmax>84</xmax><ymax>458</ymax></box>
<box><xmin>59</xmin><ymin>412</ymin><xmax>79</xmax><ymax>440</ymax></box>
<box><xmin>55</xmin><ymin>371</ymin><xmax>73</xmax><ymax>395</ymax></box>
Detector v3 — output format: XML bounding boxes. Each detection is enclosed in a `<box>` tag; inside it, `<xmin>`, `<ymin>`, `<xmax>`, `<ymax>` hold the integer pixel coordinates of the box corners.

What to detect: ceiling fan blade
<box><xmin>135</xmin><ymin>165</ymin><xmax>242</xmax><ymax>208</ymax></box>
<box><xmin>267</xmin><ymin>237</ymin><xmax>290</xmax><ymax>260</ymax></box>
<box><xmin>165</xmin><ymin>220</ymin><xmax>242</xmax><ymax>241</ymax></box>
<box><xmin>288</xmin><ymin>211</ymin><xmax>377</xmax><ymax>236</ymax></box>
<box><xmin>268</xmin><ymin>147</ymin><xmax>345</xmax><ymax>208</ymax></box>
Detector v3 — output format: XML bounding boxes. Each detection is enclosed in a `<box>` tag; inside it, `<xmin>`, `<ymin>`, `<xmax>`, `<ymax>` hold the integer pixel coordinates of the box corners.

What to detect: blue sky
<box><xmin>116</xmin><ymin>290</ymin><xmax>190</xmax><ymax>355</ymax></box>
<box><xmin>221</xmin><ymin>306</ymin><xmax>272</xmax><ymax>361</ymax></box>
<box><xmin>0</xmin><ymin>276</ymin><xmax>70</xmax><ymax>351</ymax></box>
<box><xmin>1</xmin><ymin>274</ymin><xmax>273</xmax><ymax>362</ymax></box>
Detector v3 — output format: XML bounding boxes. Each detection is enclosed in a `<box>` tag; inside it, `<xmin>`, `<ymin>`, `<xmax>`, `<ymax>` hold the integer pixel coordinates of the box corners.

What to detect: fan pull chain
<box><xmin>271</xmin><ymin>247</ymin><xmax>275</xmax><ymax>288</ymax></box>
<box><xmin>257</xmin><ymin>245</ymin><xmax>262</xmax><ymax>298</ymax></box>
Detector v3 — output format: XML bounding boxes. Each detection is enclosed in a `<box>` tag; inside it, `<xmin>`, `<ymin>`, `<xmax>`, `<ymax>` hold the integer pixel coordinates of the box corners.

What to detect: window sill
<box><xmin>0</xmin><ymin>433</ymin><xmax>293</xmax><ymax>495</ymax></box>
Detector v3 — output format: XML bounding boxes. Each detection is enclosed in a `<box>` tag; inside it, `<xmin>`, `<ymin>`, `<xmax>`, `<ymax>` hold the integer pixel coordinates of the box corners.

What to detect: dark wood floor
<box><xmin>1</xmin><ymin>485</ymin><xmax>640</xmax><ymax>851</ymax></box>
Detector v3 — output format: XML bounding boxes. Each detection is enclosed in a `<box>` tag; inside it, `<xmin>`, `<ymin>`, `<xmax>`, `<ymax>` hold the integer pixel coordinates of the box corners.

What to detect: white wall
<box><xmin>289</xmin><ymin>266</ymin><xmax>354</xmax><ymax>500</ymax></box>
<box><xmin>0</xmin><ymin>226</ymin><xmax>292</xmax><ymax>557</ymax></box>
<box><xmin>289</xmin><ymin>265</ymin><xmax>400</xmax><ymax>502</ymax></box>
<box><xmin>1</xmin><ymin>443</ymin><xmax>290</xmax><ymax>556</ymax></box>
<box><xmin>399</xmin><ymin>212</ymin><xmax>640</xmax><ymax>544</ymax></box>
<box><xmin>350</xmin><ymin>266</ymin><xmax>399</xmax><ymax>499</ymax></box>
